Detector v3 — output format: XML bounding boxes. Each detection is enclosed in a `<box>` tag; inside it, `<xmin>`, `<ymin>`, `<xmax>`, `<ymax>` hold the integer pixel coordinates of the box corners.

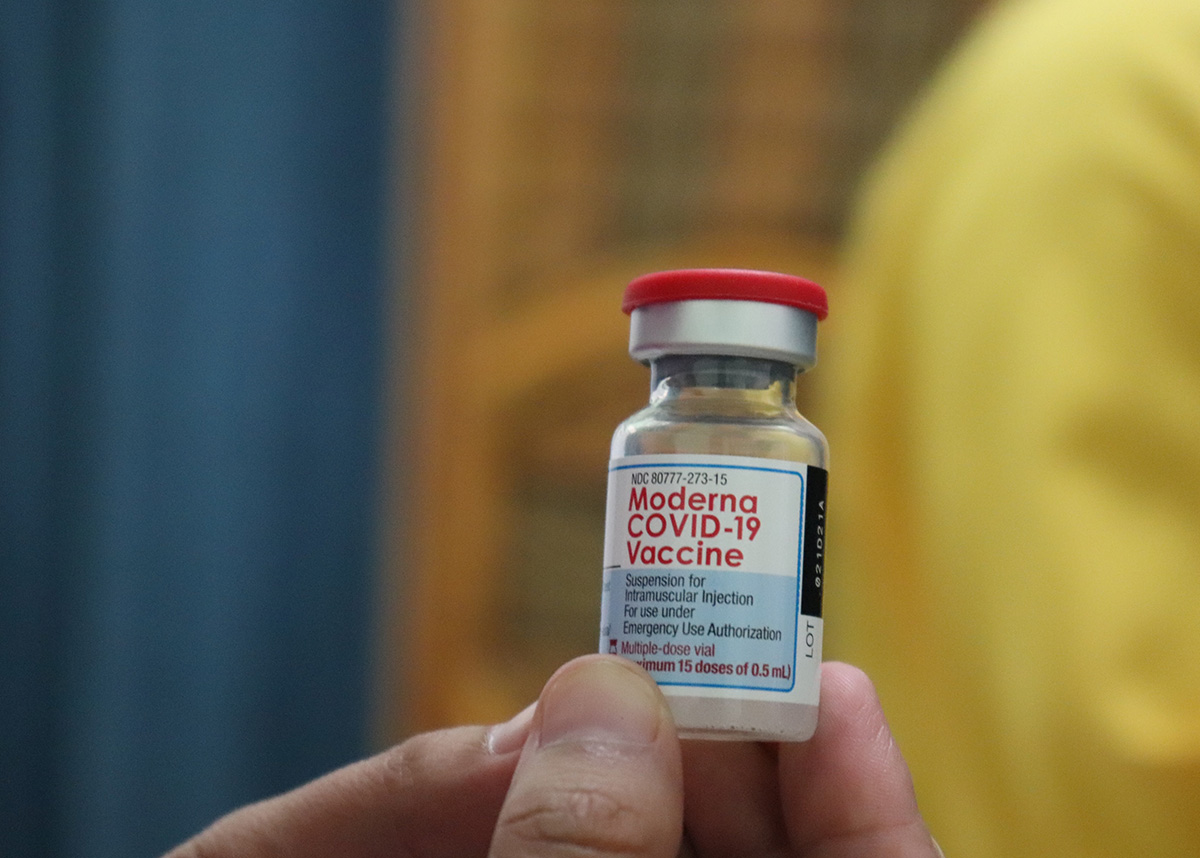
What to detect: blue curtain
<box><xmin>0</xmin><ymin>2</ymin><xmax>395</xmax><ymax>856</ymax></box>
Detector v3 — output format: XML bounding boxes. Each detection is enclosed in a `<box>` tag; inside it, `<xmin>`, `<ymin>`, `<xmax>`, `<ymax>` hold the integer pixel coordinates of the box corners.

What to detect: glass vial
<box><xmin>599</xmin><ymin>269</ymin><xmax>829</xmax><ymax>741</ymax></box>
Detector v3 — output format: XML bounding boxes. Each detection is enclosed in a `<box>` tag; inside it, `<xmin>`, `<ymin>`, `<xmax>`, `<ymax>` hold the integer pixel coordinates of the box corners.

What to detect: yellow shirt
<box><xmin>822</xmin><ymin>0</ymin><xmax>1200</xmax><ymax>855</ymax></box>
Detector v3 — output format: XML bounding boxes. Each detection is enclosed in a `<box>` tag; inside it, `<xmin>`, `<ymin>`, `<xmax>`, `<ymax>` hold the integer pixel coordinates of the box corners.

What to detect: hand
<box><xmin>165</xmin><ymin>655</ymin><xmax>941</xmax><ymax>857</ymax></box>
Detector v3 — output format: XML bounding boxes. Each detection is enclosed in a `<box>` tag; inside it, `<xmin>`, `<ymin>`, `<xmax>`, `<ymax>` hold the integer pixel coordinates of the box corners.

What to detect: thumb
<box><xmin>489</xmin><ymin>655</ymin><xmax>684</xmax><ymax>858</ymax></box>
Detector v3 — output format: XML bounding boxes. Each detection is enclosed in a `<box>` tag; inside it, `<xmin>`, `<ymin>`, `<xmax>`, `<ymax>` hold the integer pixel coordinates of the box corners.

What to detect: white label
<box><xmin>599</xmin><ymin>453</ymin><xmax>826</xmax><ymax>705</ymax></box>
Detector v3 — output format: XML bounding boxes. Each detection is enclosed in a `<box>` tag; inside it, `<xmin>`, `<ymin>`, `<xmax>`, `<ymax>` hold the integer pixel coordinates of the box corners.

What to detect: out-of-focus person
<box><xmin>824</xmin><ymin>0</ymin><xmax>1200</xmax><ymax>855</ymax></box>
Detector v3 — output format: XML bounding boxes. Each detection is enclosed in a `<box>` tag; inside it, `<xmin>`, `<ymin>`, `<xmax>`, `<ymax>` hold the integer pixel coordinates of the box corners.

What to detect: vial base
<box><xmin>667</xmin><ymin>695</ymin><xmax>818</xmax><ymax>743</ymax></box>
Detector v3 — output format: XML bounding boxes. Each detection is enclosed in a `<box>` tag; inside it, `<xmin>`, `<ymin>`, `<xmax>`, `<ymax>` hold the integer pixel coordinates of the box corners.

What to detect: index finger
<box><xmin>779</xmin><ymin>662</ymin><xmax>939</xmax><ymax>856</ymax></box>
<box><xmin>164</xmin><ymin>717</ymin><xmax>530</xmax><ymax>858</ymax></box>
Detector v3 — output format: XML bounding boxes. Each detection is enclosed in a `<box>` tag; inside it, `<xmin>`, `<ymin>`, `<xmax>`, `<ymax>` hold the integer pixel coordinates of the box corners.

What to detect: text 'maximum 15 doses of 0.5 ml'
<box><xmin>599</xmin><ymin>268</ymin><xmax>829</xmax><ymax>741</ymax></box>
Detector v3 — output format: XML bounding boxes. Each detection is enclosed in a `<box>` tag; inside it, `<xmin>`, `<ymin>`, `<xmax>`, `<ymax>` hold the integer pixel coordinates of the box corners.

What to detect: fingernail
<box><xmin>536</xmin><ymin>657</ymin><xmax>664</xmax><ymax>748</ymax></box>
<box><xmin>932</xmin><ymin>836</ymin><xmax>946</xmax><ymax>858</ymax></box>
<box><xmin>486</xmin><ymin>703</ymin><xmax>536</xmax><ymax>755</ymax></box>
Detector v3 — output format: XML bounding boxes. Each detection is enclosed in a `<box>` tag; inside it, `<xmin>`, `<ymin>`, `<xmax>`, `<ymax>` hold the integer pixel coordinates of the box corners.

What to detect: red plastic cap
<box><xmin>622</xmin><ymin>268</ymin><xmax>828</xmax><ymax>320</ymax></box>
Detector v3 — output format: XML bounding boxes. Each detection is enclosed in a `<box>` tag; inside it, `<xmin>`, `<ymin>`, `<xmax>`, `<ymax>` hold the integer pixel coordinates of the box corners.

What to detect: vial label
<box><xmin>600</xmin><ymin>453</ymin><xmax>827</xmax><ymax>705</ymax></box>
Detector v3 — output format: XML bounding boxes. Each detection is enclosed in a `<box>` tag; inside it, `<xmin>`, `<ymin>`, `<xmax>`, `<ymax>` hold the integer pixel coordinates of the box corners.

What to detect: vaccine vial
<box><xmin>599</xmin><ymin>269</ymin><xmax>829</xmax><ymax>741</ymax></box>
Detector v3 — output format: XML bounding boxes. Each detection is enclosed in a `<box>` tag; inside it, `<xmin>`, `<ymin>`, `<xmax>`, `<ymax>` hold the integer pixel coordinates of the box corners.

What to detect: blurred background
<box><xmin>1</xmin><ymin>1</ymin><xmax>985</xmax><ymax>856</ymax></box>
<box><xmin>379</xmin><ymin>0</ymin><xmax>987</xmax><ymax>740</ymax></box>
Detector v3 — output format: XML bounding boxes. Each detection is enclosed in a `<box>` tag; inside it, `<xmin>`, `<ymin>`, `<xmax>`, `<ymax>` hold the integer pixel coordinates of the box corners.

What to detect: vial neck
<box><xmin>648</xmin><ymin>354</ymin><xmax>798</xmax><ymax>411</ymax></box>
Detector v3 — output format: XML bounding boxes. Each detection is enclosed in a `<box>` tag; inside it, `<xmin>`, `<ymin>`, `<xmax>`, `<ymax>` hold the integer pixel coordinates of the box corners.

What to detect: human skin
<box><xmin>165</xmin><ymin>655</ymin><xmax>941</xmax><ymax>858</ymax></box>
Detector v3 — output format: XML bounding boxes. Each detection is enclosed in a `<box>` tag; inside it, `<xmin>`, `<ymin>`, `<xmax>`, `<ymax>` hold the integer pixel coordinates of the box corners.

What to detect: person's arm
<box><xmin>165</xmin><ymin>655</ymin><xmax>941</xmax><ymax>858</ymax></box>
